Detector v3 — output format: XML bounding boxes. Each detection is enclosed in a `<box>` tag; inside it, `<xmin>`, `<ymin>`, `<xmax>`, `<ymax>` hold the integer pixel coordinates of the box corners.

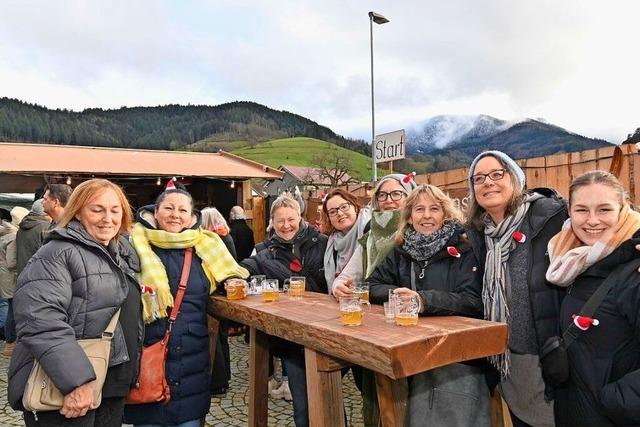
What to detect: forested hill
<box><xmin>0</xmin><ymin>97</ymin><xmax>369</xmax><ymax>154</ymax></box>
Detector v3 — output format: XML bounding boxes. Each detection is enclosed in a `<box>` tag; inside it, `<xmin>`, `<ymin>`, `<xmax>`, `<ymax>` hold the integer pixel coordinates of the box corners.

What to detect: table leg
<box><xmin>374</xmin><ymin>372</ymin><xmax>408</xmax><ymax>427</ymax></box>
<box><xmin>248</xmin><ymin>327</ymin><xmax>269</xmax><ymax>427</ymax></box>
<box><xmin>304</xmin><ymin>348</ymin><xmax>345</xmax><ymax>427</ymax></box>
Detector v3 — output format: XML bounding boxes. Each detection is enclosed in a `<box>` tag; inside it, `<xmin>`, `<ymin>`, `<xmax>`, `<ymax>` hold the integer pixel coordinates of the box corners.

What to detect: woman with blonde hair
<box><xmin>241</xmin><ymin>194</ymin><xmax>327</xmax><ymax>427</ymax></box>
<box><xmin>9</xmin><ymin>179</ymin><xmax>143</xmax><ymax>426</ymax></box>
<box><xmin>367</xmin><ymin>184</ymin><xmax>489</xmax><ymax>426</ymax></box>
<box><xmin>545</xmin><ymin>171</ymin><xmax>640</xmax><ymax>426</ymax></box>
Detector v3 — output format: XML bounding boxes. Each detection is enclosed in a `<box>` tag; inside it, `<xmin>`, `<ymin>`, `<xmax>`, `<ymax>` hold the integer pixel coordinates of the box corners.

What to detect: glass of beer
<box><xmin>340</xmin><ymin>295</ymin><xmax>363</xmax><ymax>326</ymax></box>
<box><xmin>395</xmin><ymin>294</ymin><xmax>419</xmax><ymax>326</ymax></box>
<box><xmin>249</xmin><ymin>275</ymin><xmax>266</xmax><ymax>295</ymax></box>
<box><xmin>262</xmin><ymin>279</ymin><xmax>279</xmax><ymax>302</ymax></box>
<box><xmin>225</xmin><ymin>278</ymin><xmax>246</xmax><ymax>301</ymax></box>
<box><xmin>284</xmin><ymin>276</ymin><xmax>305</xmax><ymax>298</ymax></box>
<box><xmin>353</xmin><ymin>283</ymin><xmax>370</xmax><ymax>304</ymax></box>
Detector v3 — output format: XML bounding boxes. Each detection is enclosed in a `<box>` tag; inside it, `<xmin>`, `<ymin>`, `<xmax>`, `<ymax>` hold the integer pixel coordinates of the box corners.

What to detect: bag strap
<box><xmin>167</xmin><ymin>247</ymin><xmax>193</xmax><ymax>333</ymax></box>
<box><xmin>562</xmin><ymin>259</ymin><xmax>640</xmax><ymax>346</ymax></box>
<box><xmin>102</xmin><ymin>309</ymin><xmax>121</xmax><ymax>338</ymax></box>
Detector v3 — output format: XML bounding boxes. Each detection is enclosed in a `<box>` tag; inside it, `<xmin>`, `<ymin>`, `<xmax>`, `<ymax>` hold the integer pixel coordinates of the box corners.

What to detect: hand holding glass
<box><xmin>395</xmin><ymin>294</ymin><xmax>419</xmax><ymax>326</ymax></box>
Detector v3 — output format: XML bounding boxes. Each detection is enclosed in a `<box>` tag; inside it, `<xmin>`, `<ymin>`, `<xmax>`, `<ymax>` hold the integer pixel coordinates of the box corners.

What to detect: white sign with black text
<box><xmin>374</xmin><ymin>129</ymin><xmax>405</xmax><ymax>163</ymax></box>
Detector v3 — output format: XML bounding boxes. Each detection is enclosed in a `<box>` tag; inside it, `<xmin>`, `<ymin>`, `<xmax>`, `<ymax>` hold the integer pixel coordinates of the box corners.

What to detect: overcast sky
<box><xmin>1</xmin><ymin>1</ymin><xmax>638</xmax><ymax>143</ymax></box>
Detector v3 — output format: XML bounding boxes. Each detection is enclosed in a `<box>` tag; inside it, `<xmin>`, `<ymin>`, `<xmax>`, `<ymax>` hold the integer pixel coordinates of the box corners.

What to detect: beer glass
<box><xmin>262</xmin><ymin>279</ymin><xmax>279</xmax><ymax>302</ymax></box>
<box><xmin>225</xmin><ymin>278</ymin><xmax>246</xmax><ymax>301</ymax></box>
<box><xmin>284</xmin><ymin>276</ymin><xmax>305</xmax><ymax>298</ymax></box>
<box><xmin>353</xmin><ymin>283</ymin><xmax>370</xmax><ymax>304</ymax></box>
<box><xmin>394</xmin><ymin>294</ymin><xmax>419</xmax><ymax>326</ymax></box>
<box><xmin>249</xmin><ymin>275</ymin><xmax>266</xmax><ymax>295</ymax></box>
<box><xmin>339</xmin><ymin>295</ymin><xmax>363</xmax><ymax>326</ymax></box>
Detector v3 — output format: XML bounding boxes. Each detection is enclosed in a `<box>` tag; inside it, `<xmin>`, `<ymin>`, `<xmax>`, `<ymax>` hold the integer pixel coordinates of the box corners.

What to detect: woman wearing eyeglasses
<box><xmin>466</xmin><ymin>151</ymin><xmax>567</xmax><ymax>427</ymax></box>
<box><xmin>331</xmin><ymin>173</ymin><xmax>417</xmax><ymax>427</ymax></box>
<box><xmin>321</xmin><ymin>189</ymin><xmax>370</xmax><ymax>296</ymax></box>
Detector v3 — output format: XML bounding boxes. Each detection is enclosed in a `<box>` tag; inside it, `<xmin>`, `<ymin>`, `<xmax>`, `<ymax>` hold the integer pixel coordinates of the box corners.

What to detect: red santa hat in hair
<box><xmin>165</xmin><ymin>177</ymin><xmax>178</xmax><ymax>191</ymax></box>
<box><xmin>572</xmin><ymin>314</ymin><xmax>599</xmax><ymax>331</ymax></box>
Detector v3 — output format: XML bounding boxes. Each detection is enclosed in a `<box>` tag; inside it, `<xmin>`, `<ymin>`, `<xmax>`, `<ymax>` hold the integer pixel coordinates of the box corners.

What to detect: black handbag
<box><xmin>540</xmin><ymin>261</ymin><xmax>638</xmax><ymax>388</ymax></box>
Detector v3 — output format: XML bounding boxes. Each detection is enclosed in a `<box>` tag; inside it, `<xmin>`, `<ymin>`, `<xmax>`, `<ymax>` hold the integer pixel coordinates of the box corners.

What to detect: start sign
<box><xmin>374</xmin><ymin>129</ymin><xmax>405</xmax><ymax>163</ymax></box>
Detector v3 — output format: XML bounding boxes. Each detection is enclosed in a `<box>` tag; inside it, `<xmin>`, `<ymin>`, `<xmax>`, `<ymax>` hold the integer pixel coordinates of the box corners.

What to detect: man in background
<box><xmin>228</xmin><ymin>206</ymin><xmax>255</xmax><ymax>262</ymax></box>
<box><xmin>42</xmin><ymin>184</ymin><xmax>72</xmax><ymax>227</ymax></box>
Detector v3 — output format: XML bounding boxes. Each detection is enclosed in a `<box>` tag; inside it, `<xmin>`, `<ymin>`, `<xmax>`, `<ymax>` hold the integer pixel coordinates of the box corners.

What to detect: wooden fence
<box><xmin>302</xmin><ymin>143</ymin><xmax>639</xmax><ymax>224</ymax></box>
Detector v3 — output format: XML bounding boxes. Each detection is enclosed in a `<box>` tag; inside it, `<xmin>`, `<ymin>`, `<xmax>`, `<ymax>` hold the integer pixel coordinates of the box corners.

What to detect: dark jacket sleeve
<box><xmin>14</xmin><ymin>245</ymin><xmax>96</xmax><ymax>394</ymax></box>
<box><xmin>221</xmin><ymin>234</ymin><xmax>238</xmax><ymax>261</ymax></box>
<box><xmin>599</xmin><ymin>274</ymin><xmax>640</xmax><ymax>424</ymax></box>
<box><xmin>366</xmin><ymin>250</ymin><xmax>403</xmax><ymax>305</ymax></box>
<box><xmin>418</xmin><ymin>252</ymin><xmax>482</xmax><ymax>318</ymax></box>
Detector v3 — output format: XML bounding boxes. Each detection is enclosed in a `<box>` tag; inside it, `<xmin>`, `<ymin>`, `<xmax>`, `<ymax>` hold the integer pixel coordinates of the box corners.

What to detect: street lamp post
<box><xmin>369</xmin><ymin>11</ymin><xmax>389</xmax><ymax>182</ymax></box>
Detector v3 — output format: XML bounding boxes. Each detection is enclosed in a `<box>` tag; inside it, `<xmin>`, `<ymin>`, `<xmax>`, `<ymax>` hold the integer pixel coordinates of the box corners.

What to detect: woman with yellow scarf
<box><xmin>124</xmin><ymin>184</ymin><xmax>248</xmax><ymax>427</ymax></box>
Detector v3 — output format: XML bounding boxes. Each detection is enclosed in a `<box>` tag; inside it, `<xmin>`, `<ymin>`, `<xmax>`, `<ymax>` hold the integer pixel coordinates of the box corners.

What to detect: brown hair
<box><xmin>396</xmin><ymin>185</ymin><xmax>464</xmax><ymax>245</ymax></box>
<box><xmin>320</xmin><ymin>188</ymin><xmax>362</xmax><ymax>235</ymax></box>
<box><xmin>465</xmin><ymin>154</ymin><xmax>525</xmax><ymax>230</ymax></box>
<box><xmin>58</xmin><ymin>179</ymin><xmax>133</xmax><ymax>239</ymax></box>
<box><xmin>569</xmin><ymin>170</ymin><xmax>629</xmax><ymax>207</ymax></box>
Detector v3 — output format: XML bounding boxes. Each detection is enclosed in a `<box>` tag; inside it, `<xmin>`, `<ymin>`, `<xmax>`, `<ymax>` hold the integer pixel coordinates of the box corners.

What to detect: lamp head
<box><xmin>369</xmin><ymin>11</ymin><xmax>389</xmax><ymax>24</ymax></box>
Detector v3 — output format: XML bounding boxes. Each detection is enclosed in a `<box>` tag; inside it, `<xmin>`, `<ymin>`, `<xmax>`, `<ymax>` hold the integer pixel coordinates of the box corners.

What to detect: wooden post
<box><xmin>248</xmin><ymin>327</ymin><xmax>269</xmax><ymax>427</ymax></box>
<box><xmin>305</xmin><ymin>348</ymin><xmax>346</xmax><ymax>427</ymax></box>
<box><xmin>374</xmin><ymin>373</ymin><xmax>408</xmax><ymax>427</ymax></box>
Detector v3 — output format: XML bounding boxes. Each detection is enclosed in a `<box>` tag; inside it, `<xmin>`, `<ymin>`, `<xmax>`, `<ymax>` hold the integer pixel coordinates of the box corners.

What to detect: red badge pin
<box><xmin>447</xmin><ymin>246</ymin><xmax>461</xmax><ymax>258</ymax></box>
<box><xmin>289</xmin><ymin>258</ymin><xmax>303</xmax><ymax>273</ymax></box>
<box><xmin>512</xmin><ymin>231</ymin><xmax>526</xmax><ymax>243</ymax></box>
<box><xmin>572</xmin><ymin>314</ymin><xmax>599</xmax><ymax>331</ymax></box>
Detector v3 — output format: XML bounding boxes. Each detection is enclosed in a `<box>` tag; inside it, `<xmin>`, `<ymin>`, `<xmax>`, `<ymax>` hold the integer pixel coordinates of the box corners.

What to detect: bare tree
<box><xmin>310</xmin><ymin>151</ymin><xmax>358</xmax><ymax>187</ymax></box>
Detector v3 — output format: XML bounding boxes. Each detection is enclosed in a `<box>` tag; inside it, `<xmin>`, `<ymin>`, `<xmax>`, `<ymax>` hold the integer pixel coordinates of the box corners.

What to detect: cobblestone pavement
<box><xmin>0</xmin><ymin>338</ymin><xmax>364</xmax><ymax>426</ymax></box>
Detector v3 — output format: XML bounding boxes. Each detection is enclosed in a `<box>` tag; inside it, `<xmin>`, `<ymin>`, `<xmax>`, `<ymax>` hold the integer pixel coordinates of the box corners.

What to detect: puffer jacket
<box><xmin>554</xmin><ymin>236</ymin><xmax>640</xmax><ymax>427</ymax></box>
<box><xmin>241</xmin><ymin>222</ymin><xmax>328</xmax><ymax>294</ymax></box>
<box><xmin>466</xmin><ymin>188</ymin><xmax>567</xmax><ymax>355</ymax></box>
<box><xmin>367</xmin><ymin>230</ymin><xmax>482</xmax><ymax>318</ymax></box>
<box><xmin>0</xmin><ymin>221</ymin><xmax>18</xmax><ymax>298</ymax></box>
<box><xmin>125</xmin><ymin>205</ymin><xmax>220</xmax><ymax>425</ymax></box>
<box><xmin>15</xmin><ymin>211</ymin><xmax>50</xmax><ymax>275</ymax></box>
<box><xmin>8</xmin><ymin>221</ymin><xmax>141</xmax><ymax>410</ymax></box>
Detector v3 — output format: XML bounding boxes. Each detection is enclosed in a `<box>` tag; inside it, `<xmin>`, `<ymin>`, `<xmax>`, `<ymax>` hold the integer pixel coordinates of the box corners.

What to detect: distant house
<box><xmin>265</xmin><ymin>165</ymin><xmax>354</xmax><ymax>197</ymax></box>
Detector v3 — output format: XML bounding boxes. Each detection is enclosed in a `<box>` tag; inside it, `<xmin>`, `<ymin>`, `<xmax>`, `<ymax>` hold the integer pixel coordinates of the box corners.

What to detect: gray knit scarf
<box><xmin>402</xmin><ymin>221</ymin><xmax>460</xmax><ymax>262</ymax></box>
<box><xmin>483</xmin><ymin>192</ymin><xmax>541</xmax><ymax>378</ymax></box>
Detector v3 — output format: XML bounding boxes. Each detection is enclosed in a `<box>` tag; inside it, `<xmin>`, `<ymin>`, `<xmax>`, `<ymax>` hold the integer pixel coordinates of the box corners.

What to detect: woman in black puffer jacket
<box><xmin>241</xmin><ymin>194</ymin><xmax>327</xmax><ymax>427</ymax></box>
<box><xmin>9</xmin><ymin>179</ymin><xmax>143</xmax><ymax>427</ymax></box>
<box><xmin>367</xmin><ymin>184</ymin><xmax>490</xmax><ymax>427</ymax></box>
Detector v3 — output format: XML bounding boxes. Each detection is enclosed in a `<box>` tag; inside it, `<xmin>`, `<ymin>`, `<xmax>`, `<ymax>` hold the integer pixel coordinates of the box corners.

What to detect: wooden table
<box><xmin>209</xmin><ymin>292</ymin><xmax>507</xmax><ymax>427</ymax></box>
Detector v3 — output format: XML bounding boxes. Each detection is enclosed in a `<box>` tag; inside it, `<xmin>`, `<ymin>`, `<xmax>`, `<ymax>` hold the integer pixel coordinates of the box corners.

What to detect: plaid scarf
<box><xmin>546</xmin><ymin>204</ymin><xmax>640</xmax><ymax>286</ymax></box>
<box><xmin>131</xmin><ymin>223</ymin><xmax>249</xmax><ymax>323</ymax></box>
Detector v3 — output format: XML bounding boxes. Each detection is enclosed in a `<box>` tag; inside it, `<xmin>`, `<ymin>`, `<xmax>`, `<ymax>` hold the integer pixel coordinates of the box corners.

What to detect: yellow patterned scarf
<box><xmin>131</xmin><ymin>223</ymin><xmax>249</xmax><ymax>323</ymax></box>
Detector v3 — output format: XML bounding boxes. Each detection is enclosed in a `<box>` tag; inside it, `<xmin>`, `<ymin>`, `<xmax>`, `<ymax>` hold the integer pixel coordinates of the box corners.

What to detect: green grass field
<box><xmin>231</xmin><ymin>137</ymin><xmax>372</xmax><ymax>181</ymax></box>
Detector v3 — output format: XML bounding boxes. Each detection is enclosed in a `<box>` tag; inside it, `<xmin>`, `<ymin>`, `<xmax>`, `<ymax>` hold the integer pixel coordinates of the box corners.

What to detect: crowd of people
<box><xmin>0</xmin><ymin>149</ymin><xmax>638</xmax><ymax>427</ymax></box>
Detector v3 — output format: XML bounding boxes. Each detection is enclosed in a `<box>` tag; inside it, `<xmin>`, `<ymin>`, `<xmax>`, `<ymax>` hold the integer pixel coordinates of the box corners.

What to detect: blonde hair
<box><xmin>201</xmin><ymin>207</ymin><xmax>230</xmax><ymax>233</ymax></box>
<box><xmin>267</xmin><ymin>194</ymin><xmax>301</xmax><ymax>231</ymax></box>
<box><xmin>58</xmin><ymin>179</ymin><xmax>133</xmax><ymax>239</ymax></box>
<box><xmin>396</xmin><ymin>185</ymin><xmax>463</xmax><ymax>245</ymax></box>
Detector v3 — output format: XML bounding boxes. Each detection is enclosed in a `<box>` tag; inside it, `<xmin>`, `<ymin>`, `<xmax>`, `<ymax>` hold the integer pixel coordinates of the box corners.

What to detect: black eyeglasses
<box><xmin>375</xmin><ymin>190</ymin><xmax>406</xmax><ymax>202</ymax></box>
<box><xmin>470</xmin><ymin>169</ymin><xmax>507</xmax><ymax>185</ymax></box>
<box><xmin>327</xmin><ymin>202</ymin><xmax>352</xmax><ymax>217</ymax></box>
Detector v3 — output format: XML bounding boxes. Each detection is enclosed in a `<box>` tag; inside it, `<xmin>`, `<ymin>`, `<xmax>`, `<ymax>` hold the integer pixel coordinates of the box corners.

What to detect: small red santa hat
<box><xmin>165</xmin><ymin>177</ymin><xmax>178</xmax><ymax>191</ymax></box>
<box><xmin>572</xmin><ymin>314</ymin><xmax>599</xmax><ymax>331</ymax></box>
<box><xmin>512</xmin><ymin>231</ymin><xmax>526</xmax><ymax>243</ymax></box>
<box><xmin>402</xmin><ymin>171</ymin><xmax>417</xmax><ymax>184</ymax></box>
<box><xmin>447</xmin><ymin>246</ymin><xmax>461</xmax><ymax>258</ymax></box>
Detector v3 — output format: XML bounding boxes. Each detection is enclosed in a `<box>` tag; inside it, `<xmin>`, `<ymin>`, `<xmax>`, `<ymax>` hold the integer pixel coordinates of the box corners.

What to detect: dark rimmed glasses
<box><xmin>375</xmin><ymin>190</ymin><xmax>406</xmax><ymax>202</ymax></box>
<box><xmin>470</xmin><ymin>169</ymin><xmax>507</xmax><ymax>185</ymax></box>
<box><xmin>327</xmin><ymin>202</ymin><xmax>352</xmax><ymax>217</ymax></box>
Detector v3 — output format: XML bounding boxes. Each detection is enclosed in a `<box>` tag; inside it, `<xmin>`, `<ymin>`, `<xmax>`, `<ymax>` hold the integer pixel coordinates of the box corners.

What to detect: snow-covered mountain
<box><xmin>406</xmin><ymin>114</ymin><xmax>518</xmax><ymax>154</ymax></box>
